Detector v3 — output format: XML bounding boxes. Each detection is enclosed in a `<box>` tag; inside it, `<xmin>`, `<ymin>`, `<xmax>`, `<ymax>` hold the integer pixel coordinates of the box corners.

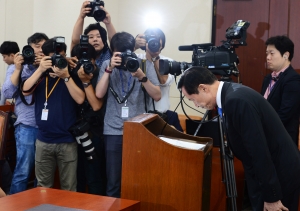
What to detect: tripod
<box><xmin>193</xmin><ymin>110</ymin><xmax>238</xmax><ymax>211</ymax></box>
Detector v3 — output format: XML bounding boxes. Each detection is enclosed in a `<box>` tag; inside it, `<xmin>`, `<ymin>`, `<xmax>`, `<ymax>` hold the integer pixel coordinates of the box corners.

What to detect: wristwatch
<box><xmin>64</xmin><ymin>76</ymin><xmax>71</xmax><ymax>82</ymax></box>
<box><xmin>139</xmin><ymin>77</ymin><xmax>148</xmax><ymax>83</ymax></box>
<box><xmin>83</xmin><ymin>81</ymin><xmax>91</xmax><ymax>88</ymax></box>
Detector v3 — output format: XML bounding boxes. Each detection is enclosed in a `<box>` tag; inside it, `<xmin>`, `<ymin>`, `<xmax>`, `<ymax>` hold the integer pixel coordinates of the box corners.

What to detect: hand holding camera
<box><xmin>14</xmin><ymin>52</ymin><xmax>24</xmax><ymax>71</ymax></box>
<box><xmin>109</xmin><ymin>52</ymin><xmax>122</xmax><ymax>70</ymax></box>
<box><xmin>78</xmin><ymin>67</ymin><xmax>93</xmax><ymax>83</ymax></box>
<box><xmin>85</xmin><ymin>0</ymin><xmax>106</xmax><ymax>22</ymax></box>
<box><xmin>134</xmin><ymin>34</ymin><xmax>146</xmax><ymax>51</ymax></box>
<box><xmin>38</xmin><ymin>56</ymin><xmax>53</xmax><ymax>73</ymax></box>
<box><xmin>66</xmin><ymin>56</ymin><xmax>78</xmax><ymax>69</ymax></box>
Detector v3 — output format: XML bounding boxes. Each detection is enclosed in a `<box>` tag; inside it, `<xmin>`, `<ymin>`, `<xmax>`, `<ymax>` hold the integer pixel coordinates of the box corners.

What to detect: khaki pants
<box><xmin>35</xmin><ymin>139</ymin><xmax>77</xmax><ymax>191</ymax></box>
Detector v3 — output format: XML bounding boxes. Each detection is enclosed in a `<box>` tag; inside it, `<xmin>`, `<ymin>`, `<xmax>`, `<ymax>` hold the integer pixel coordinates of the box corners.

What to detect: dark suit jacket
<box><xmin>221</xmin><ymin>82</ymin><xmax>300</xmax><ymax>209</ymax></box>
<box><xmin>261</xmin><ymin>65</ymin><xmax>300</xmax><ymax>145</ymax></box>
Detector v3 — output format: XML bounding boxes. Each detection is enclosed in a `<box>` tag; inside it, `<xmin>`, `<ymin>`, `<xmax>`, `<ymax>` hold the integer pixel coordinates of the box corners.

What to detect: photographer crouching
<box><xmin>69</xmin><ymin>35</ymin><xmax>107</xmax><ymax>195</ymax></box>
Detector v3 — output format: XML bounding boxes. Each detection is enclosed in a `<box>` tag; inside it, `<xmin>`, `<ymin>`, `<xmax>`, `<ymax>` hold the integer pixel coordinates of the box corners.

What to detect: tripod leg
<box><xmin>218</xmin><ymin>116</ymin><xmax>238</xmax><ymax>211</ymax></box>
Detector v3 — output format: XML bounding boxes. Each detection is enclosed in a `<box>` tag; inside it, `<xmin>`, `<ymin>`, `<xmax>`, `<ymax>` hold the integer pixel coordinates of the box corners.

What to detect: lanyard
<box><xmin>119</xmin><ymin>70</ymin><xmax>132</xmax><ymax>97</ymax></box>
<box><xmin>110</xmin><ymin>80</ymin><xmax>136</xmax><ymax>104</ymax></box>
<box><xmin>44</xmin><ymin>76</ymin><xmax>60</xmax><ymax>108</ymax></box>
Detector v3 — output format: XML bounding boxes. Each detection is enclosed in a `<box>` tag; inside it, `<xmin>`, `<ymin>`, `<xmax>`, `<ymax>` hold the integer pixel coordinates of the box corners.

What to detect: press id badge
<box><xmin>121</xmin><ymin>106</ymin><xmax>129</xmax><ymax>118</ymax></box>
<box><xmin>41</xmin><ymin>109</ymin><xmax>49</xmax><ymax>121</ymax></box>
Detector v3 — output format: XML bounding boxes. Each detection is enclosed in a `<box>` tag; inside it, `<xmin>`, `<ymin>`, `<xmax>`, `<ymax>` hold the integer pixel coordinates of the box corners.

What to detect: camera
<box><xmin>50</xmin><ymin>36</ymin><xmax>68</xmax><ymax>69</ymax></box>
<box><xmin>73</xmin><ymin>35</ymin><xmax>95</xmax><ymax>74</ymax></box>
<box><xmin>140</xmin><ymin>34</ymin><xmax>161</xmax><ymax>52</ymax></box>
<box><xmin>119</xmin><ymin>50</ymin><xmax>139</xmax><ymax>72</ymax></box>
<box><xmin>160</xmin><ymin>20</ymin><xmax>250</xmax><ymax>78</ymax></box>
<box><xmin>21</xmin><ymin>45</ymin><xmax>35</xmax><ymax>65</ymax></box>
<box><xmin>86</xmin><ymin>0</ymin><xmax>106</xmax><ymax>22</ymax></box>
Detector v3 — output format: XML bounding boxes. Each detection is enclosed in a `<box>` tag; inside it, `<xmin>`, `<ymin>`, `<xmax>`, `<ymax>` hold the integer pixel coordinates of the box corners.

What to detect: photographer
<box><xmin>0</xmin><ymin>41</ymin><xmax>20</xmax><ymax>105</ymax></box>
<box><xmin>2</xmin><ymin>33</ymin><xmax>48</xmax><ymax>194</ymax></box>
<box><xmin>135</xmin><ymin>28</ymin><xmax>183</xmax><ymax>131</ymax></box>
<box><xmin>22</xmin><ymin>38</ymin><xmax>85</xmax><ymax>191</ymax></box>
<box><xmin>70</xmin><ymin>41</ymin><xmax>106</xmax><ymax>195</ymax></box>
<box><xmin>69</xmin><ymin>0</ymin><xmax>116</xmax><ymax>70</ymax></box>
<box><xmin>95</xmin><ymin>32</ymin><xmax>161</xmax><ymax>197</ymax></box>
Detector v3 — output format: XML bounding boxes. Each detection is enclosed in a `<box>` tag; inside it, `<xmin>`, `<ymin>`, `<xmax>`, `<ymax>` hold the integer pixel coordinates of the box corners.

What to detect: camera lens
<box><xmin>148</xmin><ymin>38</ymin><xmax>160</xmax><ymax>52</ymax></box>
<box><xmin>126</xmin><ymin>58</ymin><xmax>139</xmax><ymax>73</ymax></box>
<box><xmin>83</xmin><ymin>62</ymin><xmax>94</xmax><ymax>74</ymax></box>
<box><xmin>92</xmin><ymin>7</ymin><xmax>106</xmax><ymax>22</ymax></box>
<box><xmin>21</xmin><ymin>45</ymin><xmax>35</xmax><ymax>65</ymax></box>
<box><xmin>23</xmin><ymin>48</ymin><xmax>34</xmax><ymax>57</ymax></box>
<box><xmin>55</xmin><ymin>58</ymin><xmax>68</xmax><ymax>69</ymax></box>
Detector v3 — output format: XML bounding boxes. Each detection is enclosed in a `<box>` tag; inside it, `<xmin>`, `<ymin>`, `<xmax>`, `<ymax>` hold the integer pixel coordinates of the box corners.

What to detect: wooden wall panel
<box><xmin>269</xmin><ymin>0</ymin><xmax>289</xmax><ymax>37</ymax></box>
<box><xmin>288</xmin><ymin>0</ymin><xmax>300</xmax><ymax>72</ymax></box>
<box><xmin>215</xmin><ymin>0</ymin><xmax>270</xmax><ymax>92</ymax></box>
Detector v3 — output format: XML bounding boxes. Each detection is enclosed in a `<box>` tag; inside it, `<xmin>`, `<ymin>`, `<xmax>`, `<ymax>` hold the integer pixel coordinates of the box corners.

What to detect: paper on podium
<box><xmin>158</xmin><ymin>136</ymin><xmax>207</xmax><ymax>150</ymax></box>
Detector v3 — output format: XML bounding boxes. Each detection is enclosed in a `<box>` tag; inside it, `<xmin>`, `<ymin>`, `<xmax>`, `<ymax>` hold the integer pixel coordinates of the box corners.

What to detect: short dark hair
<box><xmin>0</xmin><ymin>41</ymin><xmax>19</xmax><ymax>54</ymax></box>
<box><xmin>71</xmin><ymin>43</ymin><xmax>96</xmax><ymax>60</ymax></box>
<box><xmin>27</xmin><ymin>32</ymin><xmax>49</xmax><ymax>45</ymax></box>
<box><xmin>178</xmin><ymin>67</ymin><xmax>217</xmax><ymax>95</ymax></box>
<box><xmin>265</xmin><ymin>35</ymin><xmax>294</xmax><ymax>61</ymax></box>
<box><xmin>144</xmin><ymin>27</ymin><xmax>166</xmax><ymax>50</ymax></box>
<box><xmin>42</xmin><ymin>38</ymin><xmax>67</xmax><ymax>56</ymax></box>
<box><xmin>110</xmin><ymin>32</ymin><xmax>135</xmax><ymax>53</ymax></box>
<box><xmin>84</xmin><ymin>23</ymin><xmax>109</xmax><ymax>52</ymax></box>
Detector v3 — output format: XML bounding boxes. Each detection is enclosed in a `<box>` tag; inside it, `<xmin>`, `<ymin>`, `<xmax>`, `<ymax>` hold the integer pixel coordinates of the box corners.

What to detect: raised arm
<box><xmin>77</xmin><ymin>67</ymin><xmax>104</xmax><ymax>111</ymax></box>
<box><xmin>70</xmin><ymin>1</ymin><xmax>91</xmax><ymax>52</ymax></box>
<box><xmin>101</xmin><ymin>6</ymin><xmax>116</xmax><ymax>42</ymax></box>
<box><xmin>22</xmin><ymin>56</ymin><xmax>52</xmax><ymax>95</ymax></box>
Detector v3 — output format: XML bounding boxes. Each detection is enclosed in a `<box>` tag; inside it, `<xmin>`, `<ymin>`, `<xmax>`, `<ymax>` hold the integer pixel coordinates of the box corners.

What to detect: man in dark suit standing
<box><xmin>178</xmin><ymin>66</ymin><xmax>300</xmax><ymax>211</ymax></box>
<box><xmin>261</xmin><ymin>35</ymin><xmax>300</xmax><ymax>146</ymax></box>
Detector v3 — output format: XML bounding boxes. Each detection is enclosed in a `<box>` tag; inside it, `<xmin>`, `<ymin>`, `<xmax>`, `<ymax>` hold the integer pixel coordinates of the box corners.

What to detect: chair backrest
<box><xmin>0</xmin><ymin>111</ymin><xmax>9</xmax><ymax>160</ymax></box>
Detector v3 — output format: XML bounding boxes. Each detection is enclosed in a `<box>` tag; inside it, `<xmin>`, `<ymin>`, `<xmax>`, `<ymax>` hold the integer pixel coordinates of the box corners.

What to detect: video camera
<box><xmin>73</xmin><ymin>35</ymin><xmax>95</xmax><ymax>74</ymax></box>
<box><xmin>118</xmin><ymin>50</ymin><xmax>139</xmax><ymax>72</ymax></box>
<box><xmin>159</xmin><ymin>20</ymin><xmax>250</xmax><ymax>78</ymax></box>
<box><xmin>140</xmin><ymin>34</ymin><xmax>161</xmax><ymax>52</ymax></box>
<box><xmin>86</xmin><ymin>0</ymin><xmax>106</xmax><ymax>22</ymax></box>
<box><xmin>50</xmin><ymin>36</ymin><xmax>68</xmax><ymax>69</ymax></box>
<box><xmin>21</xmin><ymin>45</ymin><xmax>35</xmax><ymax>65</ymax></box>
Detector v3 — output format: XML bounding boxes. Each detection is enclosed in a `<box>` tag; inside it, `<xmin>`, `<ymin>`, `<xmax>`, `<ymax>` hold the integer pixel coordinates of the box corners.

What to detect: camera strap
<box><xmin>17</xmin><ymin>66</ymin><xmax>37</xmax><ymax>106</ymax></box>
<box><xmin>109</xmin><ymin>71</ymin><xmax>136</xmax><ymax>104</ymax></box>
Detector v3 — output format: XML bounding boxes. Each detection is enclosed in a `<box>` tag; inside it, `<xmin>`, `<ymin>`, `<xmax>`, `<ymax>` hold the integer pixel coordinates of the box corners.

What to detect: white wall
<box><xmin>0</xmin><ymin>0</ymin><xmax>213</xmax><ymax>116</ymax></box>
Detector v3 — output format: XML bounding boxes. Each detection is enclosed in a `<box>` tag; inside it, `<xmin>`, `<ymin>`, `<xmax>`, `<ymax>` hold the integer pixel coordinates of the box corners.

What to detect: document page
<box><xmin>158</xmin><ymin>136</ymin><xmax>207</xmax><ymax>150</ymax></box>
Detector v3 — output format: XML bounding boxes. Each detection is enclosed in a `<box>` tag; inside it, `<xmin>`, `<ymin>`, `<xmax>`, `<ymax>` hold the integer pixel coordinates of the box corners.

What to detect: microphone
<box><xmin>178</xmin><ymin>45</ymin><xmax>194</xmax><ymax>51</ymax></box>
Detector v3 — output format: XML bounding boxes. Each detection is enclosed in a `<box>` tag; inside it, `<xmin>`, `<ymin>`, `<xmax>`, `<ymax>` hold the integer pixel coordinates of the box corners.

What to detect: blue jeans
<box><xmin>104</xmin><ymin>135</ymin><xmax>123</xmax><ymax>198</ymax></box>
<box><xmin>10</xmin><ymin>124</ymin><xmax>38</xmax><ymax>194</ymax></box>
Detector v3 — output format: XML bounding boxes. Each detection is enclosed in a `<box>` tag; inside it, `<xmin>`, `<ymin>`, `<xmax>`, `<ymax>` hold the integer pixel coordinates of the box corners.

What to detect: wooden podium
<box><xmin>121</xmin><ymin>113</ymin><xmax>213</xmax><ymax>211</ymax></box>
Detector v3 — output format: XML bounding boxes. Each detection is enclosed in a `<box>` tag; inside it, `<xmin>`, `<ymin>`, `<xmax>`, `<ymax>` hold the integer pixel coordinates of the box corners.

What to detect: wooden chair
<box><xmin>0</xmin><ymin>110</ymin><xmax>9</xmax><ymax>188</ymax></box>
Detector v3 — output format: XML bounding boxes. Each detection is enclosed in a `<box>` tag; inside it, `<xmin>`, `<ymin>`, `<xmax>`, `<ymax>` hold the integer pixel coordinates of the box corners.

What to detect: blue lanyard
<box><xmin>119</xmin><ymin>71</ymin><xmax>132</xmax><ymax>97</ymax></box>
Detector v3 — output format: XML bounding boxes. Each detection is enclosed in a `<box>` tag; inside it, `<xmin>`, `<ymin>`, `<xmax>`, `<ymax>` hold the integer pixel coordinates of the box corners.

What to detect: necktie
<box><xmin>218</xmin><ymin>107</ymin><xmax>223</xmax><ymax>118</ymax></box>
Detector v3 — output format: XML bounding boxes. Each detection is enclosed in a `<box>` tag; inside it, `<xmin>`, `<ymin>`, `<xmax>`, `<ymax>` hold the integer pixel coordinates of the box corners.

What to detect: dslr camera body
<box><xmin>73</xmin><ymin>35</ymin><xmax>95</xmax><ymax>75</ymax></box>
<box><xmin>119</xmin><ymin>50</ymin><xmax>139</xmax><ymax>72</ymax></box>
<box><xmin>21</xmin><ymin>45</ymin><xmax>35</xmax><ymax>65</ymax></box>
<box><xmin>50</xmin><ymin>36</ymin><xmax>68</xmax><ymax>69</ymax></box>
<box><xmin>141</xmin><ymin>34</ymin><xmax>161</xmax><ymax>53</ymax></box>
<box><xmin>86</xmin><ymin>0</ymin><xmax>106</xmax><ymax>22</ymax></box>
